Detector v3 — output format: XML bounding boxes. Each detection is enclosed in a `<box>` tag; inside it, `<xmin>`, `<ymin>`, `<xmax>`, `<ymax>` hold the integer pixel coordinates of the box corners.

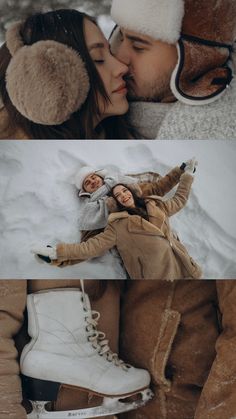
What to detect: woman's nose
<box><xmin>112</xmin><ymin>55</ymin><xmax>129</xmax><ymax>78</ymax></box>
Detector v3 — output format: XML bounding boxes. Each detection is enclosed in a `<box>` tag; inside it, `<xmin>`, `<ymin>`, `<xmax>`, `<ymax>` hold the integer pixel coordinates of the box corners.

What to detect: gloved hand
<box><xmin>184</xmin><ymin>157</ymin><xmax>198</xmax><ymax>175</ymax></box>
<box><xmin>31</xmin><ymin>245</ymin><xmax>57</xmax><ymax>263</ymax></box>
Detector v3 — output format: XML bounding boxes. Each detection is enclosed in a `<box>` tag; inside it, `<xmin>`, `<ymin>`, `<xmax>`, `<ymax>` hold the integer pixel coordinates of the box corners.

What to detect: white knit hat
<box><xmin>74</xmin><ymin>166</ymin><xmax>106</xmax><ymax>190</ymax></box>
<box><xmin>111</xmin><ymin>0</ymin><xmax>185</xmax><ymax>44</ymax></box>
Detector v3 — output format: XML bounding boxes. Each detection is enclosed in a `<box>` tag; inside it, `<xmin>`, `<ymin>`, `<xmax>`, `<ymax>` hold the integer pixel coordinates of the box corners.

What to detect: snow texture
<box><xmin>0</xmin><ymin>140</ymin><xmax>236</xmax><ymax>279</ymax></box>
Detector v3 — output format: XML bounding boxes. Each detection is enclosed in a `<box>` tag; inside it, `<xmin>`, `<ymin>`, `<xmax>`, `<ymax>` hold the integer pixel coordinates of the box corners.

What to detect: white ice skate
<box><xmin>21</xmin><ymin>282</ymin><xmax>153</xmax><ymax>418</ymax></box>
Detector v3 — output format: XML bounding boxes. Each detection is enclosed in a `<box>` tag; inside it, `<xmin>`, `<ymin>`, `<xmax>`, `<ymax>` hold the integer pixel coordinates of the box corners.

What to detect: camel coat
<box><xmin>57</xmin><ymin>173</ymin><xmax>202</xmax><ymax>280</ymax></box>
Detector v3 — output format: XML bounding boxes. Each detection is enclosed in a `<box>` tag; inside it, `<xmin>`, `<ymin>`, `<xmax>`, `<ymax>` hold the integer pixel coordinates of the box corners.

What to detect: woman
<box><xmin>0</xmin><ymin>9</ymin><xmax>136</xmax><ymax>139</ymax></box>
<box><xmin>34</xmin><ymin>164</ymin><xmax>202</xmax><ymax>280</ymax></box>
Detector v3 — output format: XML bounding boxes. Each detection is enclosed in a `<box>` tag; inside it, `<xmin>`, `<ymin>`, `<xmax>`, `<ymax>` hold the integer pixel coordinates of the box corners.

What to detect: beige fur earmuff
<box><xmin>5</xmin><ymin>21</ymin><xmax>90</xmax><ymax>125</ymax></box>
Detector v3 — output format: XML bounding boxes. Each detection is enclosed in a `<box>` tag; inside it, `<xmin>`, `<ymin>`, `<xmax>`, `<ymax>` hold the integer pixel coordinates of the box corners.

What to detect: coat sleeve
<box><xmin>158</xmin><ymin>172</ymin><xmax>193</xmax><ymax>216</ymax></box>
<box><xmin>0</xmin><ymin>280</ymin><xmax>27</xmax><ymax>419</ymax></box>
<box><xmin>194</xmin><ymin>281</ymin><xmax>236</xmax><ymax>419</ymax></box>
<box><xmin>56</xmin><ymin>223</ymin><xmax>117</xmax><ymax>263</ymax></box>
<box><xmin>139</xmin><ymin>166</ymin><xmax>183</xmax><ymax>196</ymax></box>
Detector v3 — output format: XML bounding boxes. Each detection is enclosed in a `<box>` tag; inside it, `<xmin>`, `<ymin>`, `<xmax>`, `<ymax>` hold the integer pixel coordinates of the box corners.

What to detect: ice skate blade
<box><xmin>27</xmin><ymin>388</ymin><xmax>154</xmax><ymax>418</ymax></box>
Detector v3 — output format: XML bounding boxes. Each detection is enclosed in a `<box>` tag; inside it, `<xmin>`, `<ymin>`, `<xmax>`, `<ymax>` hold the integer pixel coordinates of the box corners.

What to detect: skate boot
<box><xmin>20</xmin><ymin>285</ymin><xmax>153</xmax><ymax>418</ymax></box>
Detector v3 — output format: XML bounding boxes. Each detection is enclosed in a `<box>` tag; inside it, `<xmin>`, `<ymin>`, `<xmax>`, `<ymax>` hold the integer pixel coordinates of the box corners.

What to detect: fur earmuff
<box><xmin>5</xmin><ymin>24</ymin><xmax>90</xmax><ymax>125</ymax></box>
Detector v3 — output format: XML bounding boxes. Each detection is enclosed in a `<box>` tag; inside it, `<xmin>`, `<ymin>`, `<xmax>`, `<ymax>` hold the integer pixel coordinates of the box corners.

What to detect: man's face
<box><xmin>83</xmin><ymin>174</ymin><xmax>104</xmax><ymax>193</ymax></box>
<box><xmin>113</xmin><ymin>28</ymin><xmax>178</xmax><ymax>102</ymax></box>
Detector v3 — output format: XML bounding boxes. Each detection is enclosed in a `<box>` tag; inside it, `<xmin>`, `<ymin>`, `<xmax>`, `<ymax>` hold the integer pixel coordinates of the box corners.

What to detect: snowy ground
<box><xmin>0</xmin><ymin>140</ymin><xmax>236</xmax><ymax>279</ymax></box>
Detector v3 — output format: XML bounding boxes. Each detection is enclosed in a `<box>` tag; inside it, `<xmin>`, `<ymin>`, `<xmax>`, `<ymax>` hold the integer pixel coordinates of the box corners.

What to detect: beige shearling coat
<box><xmin>57</xmin><ymin>173</ymin><xmax>202</xmax><ymax>280</ymax></box>
<box><xmin>119</xmin><ymin>279</ymin><xmax>236</xmax><ymax>419</ymax></box>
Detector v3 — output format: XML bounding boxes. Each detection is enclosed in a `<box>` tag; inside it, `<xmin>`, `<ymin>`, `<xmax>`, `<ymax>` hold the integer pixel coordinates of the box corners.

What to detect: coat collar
<box><xmin>108</xmin><ymin>210</ymin><xmax>164</xmax><ymax>236</ymax></box>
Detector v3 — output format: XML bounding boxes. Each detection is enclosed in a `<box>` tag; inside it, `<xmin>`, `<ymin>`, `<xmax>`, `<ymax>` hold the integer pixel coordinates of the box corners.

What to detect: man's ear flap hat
<box><xmin>5</xmin><ymin>21</ymin><xmax>90</xmax><ymax>125</ymax></box>
<box><xmin>111</xmin><ymin>0</ymin><xmax>236</xmax><ymax>105</ymax></box>
<box><xmin>171</xmin><ymin>0</ymin><xmax>236</xmax><ymax>105</ymax></box>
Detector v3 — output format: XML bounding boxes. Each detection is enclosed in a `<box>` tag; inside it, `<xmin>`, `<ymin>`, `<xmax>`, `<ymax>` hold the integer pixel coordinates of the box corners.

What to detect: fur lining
<box><xmin>5</xmin><ymin>21</ymin><xmax>24</xmax><ymax>56</ymax></box>
<box><xmin>6</xmin><ymin>40</ymin><xmax>90</xmax><ymax>125</ymax></box>
<box><xmin>170</xmin><ymin>41</ymin><xmax>231</xmax><ymax>105</ymax></box>
<box><xmin>111</xmin><ymin>0</ymin><xmax>184</xmax><ymax>43</ymax></box>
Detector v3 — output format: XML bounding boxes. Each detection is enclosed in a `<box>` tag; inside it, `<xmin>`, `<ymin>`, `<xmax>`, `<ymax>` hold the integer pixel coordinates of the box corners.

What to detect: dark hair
<box><xmin>0</xmin><ymin>9</ymin><xmax>136</xmax><ymax>139</ymax></box>
<box><xmin>111</xmin><ymin>184</ymin><xmax>149</xmax><ymax>220</ymax></box>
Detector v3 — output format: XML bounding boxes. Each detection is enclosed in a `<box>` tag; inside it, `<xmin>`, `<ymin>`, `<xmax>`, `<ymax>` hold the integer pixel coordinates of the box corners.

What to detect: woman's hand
<box><xmin>31</xmin><ymin>245</ymin><xmax>57</xmax><ymax>262</ymax></box>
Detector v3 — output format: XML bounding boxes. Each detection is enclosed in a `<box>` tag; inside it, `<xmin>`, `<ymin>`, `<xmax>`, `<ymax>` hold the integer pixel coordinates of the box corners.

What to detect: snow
<box><xmin>0</xmin><ymin>139</ymin><xmax>236</xmax><ymax>279</ymax></box>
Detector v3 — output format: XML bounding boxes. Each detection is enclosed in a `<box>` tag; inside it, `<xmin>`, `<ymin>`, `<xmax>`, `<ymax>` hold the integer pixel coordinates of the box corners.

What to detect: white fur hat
<box><xmin>74</xmin><ymin>166</ymin><xmax>106</xmax><ymax>190</ymax></box>
<box><xmin>111</xmin><ymin>0</ymin><xmax>185</xmax><ymax>44</ymax></box>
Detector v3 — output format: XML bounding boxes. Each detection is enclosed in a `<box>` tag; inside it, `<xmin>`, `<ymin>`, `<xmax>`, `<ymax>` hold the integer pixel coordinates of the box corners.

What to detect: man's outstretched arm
<box><xmin>139</xmin><ymin>166</ymin><xmax>183</xmax><ymax>197</ymax></box>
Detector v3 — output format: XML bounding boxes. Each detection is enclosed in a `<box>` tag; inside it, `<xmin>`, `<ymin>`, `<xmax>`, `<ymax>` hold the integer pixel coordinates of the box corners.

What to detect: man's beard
<box><xmin>126</xmin><ymin>74</ymin><xmax>173</xmax><ymax>103</ymax></box>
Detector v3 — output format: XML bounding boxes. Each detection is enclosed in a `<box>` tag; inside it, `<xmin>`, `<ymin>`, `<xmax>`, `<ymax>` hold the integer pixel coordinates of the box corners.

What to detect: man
<box><xmin>110</xmin><ymin>0</ymin><xmax>236</xmax><ymax>139</ymax></box>
<box><xmin>74</xmin><ymin>162</ymin><xmax>186</xmax><ymax>242</ymax></box>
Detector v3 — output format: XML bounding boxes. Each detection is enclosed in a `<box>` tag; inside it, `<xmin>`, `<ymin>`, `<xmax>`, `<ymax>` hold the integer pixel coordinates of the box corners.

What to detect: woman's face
<box><xmin>84</xmin><ymin>19</ymin><xmax>129</xmax><ymax>121</ymax></box>
<box><xmin>113</xmin><ymin>185</ymin><xmax>135</xmax><ymax>208</ymax></box>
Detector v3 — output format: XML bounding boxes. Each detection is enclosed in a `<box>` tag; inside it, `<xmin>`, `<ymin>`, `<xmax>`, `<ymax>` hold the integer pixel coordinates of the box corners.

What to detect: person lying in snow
<box><xmin>31</xmin><ymin>159</ymin><xmax>189</xmax><ymax>271</ymax></box>
<box><xmin>32</xmin><ymin>159</ymin><xmax>201</xmax><ymax>280</ymax></box>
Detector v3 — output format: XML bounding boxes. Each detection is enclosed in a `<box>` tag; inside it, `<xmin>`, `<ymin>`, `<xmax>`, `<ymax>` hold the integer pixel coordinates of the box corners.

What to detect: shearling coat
<box><xmin>119</xmin><ymin>279</ymin><xmax>236</xmax><ymax>419</ymax></box>
<box><xmin>0</xmin><ymin>280</ymin><xmax>27</xmax><ymax>419</ymax></box>
<box><xmin>57</xmin><ymin>173</ymin><xmax>201</xmax><ymax>280</ymax></box>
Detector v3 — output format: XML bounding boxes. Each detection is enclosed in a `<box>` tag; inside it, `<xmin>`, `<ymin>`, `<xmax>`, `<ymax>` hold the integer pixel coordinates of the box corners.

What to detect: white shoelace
<box><xmin>86</xmin><ymin>310</ymin><xmax>129</xmax><ymax>371</ymax></box>
<box><xmin>80</xmin><ymin>280</ymin><xmax>129</xmax><ymax>371</ymax></box>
